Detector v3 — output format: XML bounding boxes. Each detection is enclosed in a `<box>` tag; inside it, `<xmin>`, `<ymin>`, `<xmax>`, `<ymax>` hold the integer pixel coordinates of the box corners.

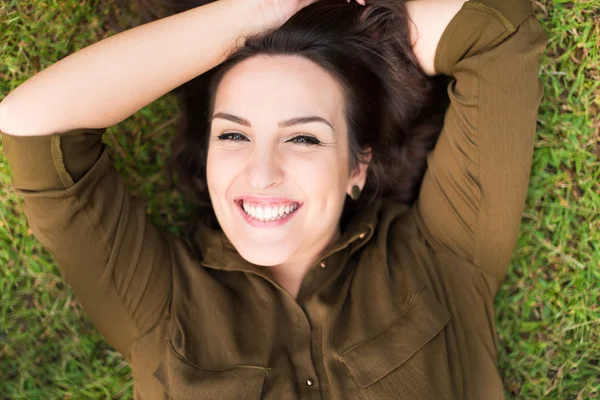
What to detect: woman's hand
<box><xmin>259</xmin><ymin>0</ymin><xmax>366</xmax><ymax>31</ymax></box>
<box><xmin>405</xmin><ymin>0</ymin><xmax>467</xmax><ymax>75</ymax></box>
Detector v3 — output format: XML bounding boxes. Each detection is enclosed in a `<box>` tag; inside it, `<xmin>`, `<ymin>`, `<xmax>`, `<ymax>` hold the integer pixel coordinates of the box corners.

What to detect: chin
<box><xmin>235</xmin><ymin>242</ymin><xmax>292</xmax><ymax>267</ymax></box>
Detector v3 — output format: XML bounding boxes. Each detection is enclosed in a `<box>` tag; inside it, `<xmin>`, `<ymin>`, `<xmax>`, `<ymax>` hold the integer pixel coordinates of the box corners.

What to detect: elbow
<box><xmin>0</xmin><ymin>97</ymin><xmax>60</xmax><ymax>137</ymax></box>
<box><xmin>0</xmin><ymin>98</ymin><xmax>27</xmax><ymax>136</ymax></box>
<box><xmin>0</xmin><ymin>99</ymin><xmax>11</xmax><ymax>135</ymax></box>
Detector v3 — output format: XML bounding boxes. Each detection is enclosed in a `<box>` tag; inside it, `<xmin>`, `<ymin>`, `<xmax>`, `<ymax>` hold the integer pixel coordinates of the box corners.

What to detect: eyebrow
<box><xmin>211</xmin><ymin>112</ymin><xmax>334</xmax><ymax>130</ymax></box>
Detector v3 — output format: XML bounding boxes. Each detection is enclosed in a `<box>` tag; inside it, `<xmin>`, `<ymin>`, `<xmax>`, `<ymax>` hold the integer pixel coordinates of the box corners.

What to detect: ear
<box><xmin>346</xmin><ymin>147</ymin><xmax>372</xmax><ymax>196</ymax></box>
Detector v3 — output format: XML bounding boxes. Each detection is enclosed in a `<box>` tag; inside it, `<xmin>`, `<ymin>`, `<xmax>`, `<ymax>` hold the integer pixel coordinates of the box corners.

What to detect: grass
<box><xmin>0</xmin><ymin>0</ymin><xmax>598</xmax><ymax>398</ymax></box>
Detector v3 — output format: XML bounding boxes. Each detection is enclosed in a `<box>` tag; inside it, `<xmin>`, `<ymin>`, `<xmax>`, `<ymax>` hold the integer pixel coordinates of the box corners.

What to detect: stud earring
<box><xmin>350</xmin><ymin>185</ymin><xmax>361</xmax><ymax>201</ymax></box>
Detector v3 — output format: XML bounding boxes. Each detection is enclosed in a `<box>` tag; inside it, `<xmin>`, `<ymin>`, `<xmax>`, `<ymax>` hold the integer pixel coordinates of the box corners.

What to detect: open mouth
<box><xmin>235</xmin><ymin>199</ymin><xmax>301</xmax><ymax>223</ymax></box>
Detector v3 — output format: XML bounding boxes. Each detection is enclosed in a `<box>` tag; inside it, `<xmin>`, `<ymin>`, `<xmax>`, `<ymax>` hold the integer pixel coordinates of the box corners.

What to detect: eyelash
<box><xmin>217</xmin><ymin>132</ymin><xmax>322</xmax><ymax>146</ymax></box>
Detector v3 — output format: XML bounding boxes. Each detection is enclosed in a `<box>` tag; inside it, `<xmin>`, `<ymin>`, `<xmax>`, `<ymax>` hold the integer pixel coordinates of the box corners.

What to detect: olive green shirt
<box><xmin>1</xmin><ymin>1</ymin><xmax>547</xmax><ymax>398</ymax></box>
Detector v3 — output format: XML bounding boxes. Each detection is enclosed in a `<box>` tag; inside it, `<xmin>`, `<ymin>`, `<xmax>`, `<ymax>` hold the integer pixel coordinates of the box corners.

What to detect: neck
<box><xmin>269</xmin><ymin>226</ymin><xmax>342</xmax><ymax>299</ymax></box>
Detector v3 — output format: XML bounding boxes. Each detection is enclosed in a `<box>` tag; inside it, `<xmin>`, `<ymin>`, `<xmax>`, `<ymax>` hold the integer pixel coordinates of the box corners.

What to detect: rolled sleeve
<box><xmin>2</xmin><ymin>128</ymin><xmax>105</xmax><ymax>191</ymax></box>
<box><xmin>434</xmin><ymin>0</ymin><xmax>537</xmax><ymax>77</ymax></box>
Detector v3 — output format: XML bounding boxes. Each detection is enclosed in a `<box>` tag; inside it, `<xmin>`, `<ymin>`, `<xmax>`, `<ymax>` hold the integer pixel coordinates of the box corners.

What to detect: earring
<box><xmin>350</xmin><ymin>185</ymin><xmax>361</xmax><ymax>201</ymax></box>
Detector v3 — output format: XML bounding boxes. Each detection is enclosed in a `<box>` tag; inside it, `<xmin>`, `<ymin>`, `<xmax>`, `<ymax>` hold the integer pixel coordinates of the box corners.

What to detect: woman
<box><xmin>0</xmin><ymin>0</ymin><xmax>547</xmax><ymax>398</ymax></box>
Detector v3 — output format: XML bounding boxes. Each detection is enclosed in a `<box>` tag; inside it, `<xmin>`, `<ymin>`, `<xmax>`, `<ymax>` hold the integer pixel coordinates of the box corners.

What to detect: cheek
<box><xmin>288</xmin><ymin>150</ymin><xmax>348</xmax><ymax>195</ymax></box>
<box><xmin>206</xmin><ymin>148</ymin><xmax>243</xmax><ymax>199</ymax></box>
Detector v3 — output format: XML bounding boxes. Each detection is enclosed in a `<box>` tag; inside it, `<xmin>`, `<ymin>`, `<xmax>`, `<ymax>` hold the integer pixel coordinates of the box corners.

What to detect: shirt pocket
<box><xmin>337</xmin><ymin>290</ymin><xmax>454</xmax><ymax>399</ymax></box>
<box><xmin>153</xmin><ymin>338</ymin><xmax>269</xmax><ymax>400</ymax></box>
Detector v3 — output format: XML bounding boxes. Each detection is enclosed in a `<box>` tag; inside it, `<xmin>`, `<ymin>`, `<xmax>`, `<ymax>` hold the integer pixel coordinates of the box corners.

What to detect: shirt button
<box><xmin>320</xmin><ymin>261</ymin><xmax>326</xmax><ymax>268</ymax></box>
<box><xmin>306</xmin><ymin>378</ymin><xmax>314</xmax><ymax>386</ymax></box>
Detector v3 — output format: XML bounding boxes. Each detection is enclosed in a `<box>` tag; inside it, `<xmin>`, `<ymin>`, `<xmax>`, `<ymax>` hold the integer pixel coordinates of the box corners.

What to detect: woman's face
<box><xmin>207</xmin><ymin>55</ymin><xmax>368</xmax><ymax>268</ymax></box>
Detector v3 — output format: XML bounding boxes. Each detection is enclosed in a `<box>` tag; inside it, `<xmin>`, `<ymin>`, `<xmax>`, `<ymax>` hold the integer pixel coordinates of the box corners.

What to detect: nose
<box><xmin>246</xmin><ymin>147</ymin><xmax>284</xmax><ymax>190</ymax></box>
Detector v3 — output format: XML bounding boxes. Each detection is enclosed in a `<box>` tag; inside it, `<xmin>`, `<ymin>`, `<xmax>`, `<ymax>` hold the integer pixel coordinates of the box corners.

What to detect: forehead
<box><xmin>214</xmin><ymin>55</ymin><xmax>345</xmax><ymax>127</ymax></box>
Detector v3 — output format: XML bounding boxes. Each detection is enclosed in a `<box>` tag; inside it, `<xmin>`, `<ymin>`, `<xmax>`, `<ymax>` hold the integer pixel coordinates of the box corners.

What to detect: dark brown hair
<box><xmin>114</xmin><ymin>0</ymin><xmax>450</xmax><ymax>233</ymax></box>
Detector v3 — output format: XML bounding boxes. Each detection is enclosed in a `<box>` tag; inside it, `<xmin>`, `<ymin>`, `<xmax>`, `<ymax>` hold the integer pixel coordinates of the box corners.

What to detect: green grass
<box><xmin>0</xmin><ymin>0</ymin><xmax>598</xmax><ymax>398</ymax></box>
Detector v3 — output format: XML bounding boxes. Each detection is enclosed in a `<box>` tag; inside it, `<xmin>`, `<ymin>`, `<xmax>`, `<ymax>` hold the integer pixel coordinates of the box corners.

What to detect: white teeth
<box><xmin>241</xmin><ymin>201</ymin><xmax>299</xmax><ymax>222</ymax></box>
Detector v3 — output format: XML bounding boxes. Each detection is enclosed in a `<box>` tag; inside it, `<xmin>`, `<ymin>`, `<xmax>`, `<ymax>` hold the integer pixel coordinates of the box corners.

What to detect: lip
<box><xmin>234</xmin><ymin>198</ymin><xmax>302</xmax><ymax>228</ymax></box>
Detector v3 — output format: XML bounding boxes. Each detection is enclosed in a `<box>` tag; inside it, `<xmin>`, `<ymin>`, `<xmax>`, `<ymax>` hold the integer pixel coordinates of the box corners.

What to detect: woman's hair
<box><xmin>114</xmin><ymin>0</ymin><xmax>450</xmax><ymax>234</ymax></box>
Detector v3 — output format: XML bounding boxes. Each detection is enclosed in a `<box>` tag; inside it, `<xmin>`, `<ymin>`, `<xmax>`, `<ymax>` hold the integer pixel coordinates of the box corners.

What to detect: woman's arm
<box><xmin>0</xmin><ymin>0</ymin><xmax>280</xmax><ymax>136</ymax></box>
<box><xmin>0</xmin><ymin>0</ymin><xmax>274</xmax><ymax>357</ymax></box>
<box><xmin>406</xmin><ymin>0</ymin><xmax>468</xmax><ymax>75</ymax></box>
<box><xmin>405</xmin><ymin>0</ymin><xmax>548</xmax><ymax>281</ymax></box>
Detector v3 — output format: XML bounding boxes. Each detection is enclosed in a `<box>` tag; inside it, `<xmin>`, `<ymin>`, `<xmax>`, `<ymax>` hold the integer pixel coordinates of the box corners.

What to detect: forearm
<box><xmin>0</xmin><ymin>0</ymin><xmax>264</xmax><ymax>136</ymax></box>
<box><xmin>406</xmin><ymin>0</ymin><xmax>468</xmax><ymax>75</ymax></box>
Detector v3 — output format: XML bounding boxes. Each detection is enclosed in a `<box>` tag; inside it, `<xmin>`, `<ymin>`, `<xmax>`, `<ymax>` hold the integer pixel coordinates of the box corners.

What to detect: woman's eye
<box><xmin>217</xmin><ymin>132</ymin><xmax>249</xmax><ymax>142</ymax></box>
<box><xmin>288</xmin><ymin>135</ymin><xmax>321</xmax><ymax>146</ymax></box>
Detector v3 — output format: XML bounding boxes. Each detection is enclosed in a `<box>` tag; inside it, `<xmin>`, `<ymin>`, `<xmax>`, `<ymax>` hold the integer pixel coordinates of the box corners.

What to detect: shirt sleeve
<box><xmin>1</xmin><ymin>128</ymin><xmax>173</xmax><ymax>361</ymax></box>
<box><xmin>412</xmin><ymin>0</ymin><xmax>548</xmax><ymax>279</ymax></box>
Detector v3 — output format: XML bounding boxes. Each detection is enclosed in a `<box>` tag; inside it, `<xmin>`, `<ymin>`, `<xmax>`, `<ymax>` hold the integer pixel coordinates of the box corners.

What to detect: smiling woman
<box><xmin>0</xmin><ymin>0</ymin><xmax>547</xmax><ymax>398</ymax></box>
<box><xmin>208</xmin><ymin>56</ymin><xmax>352</xmax><ymax>284</ymax></box>
<box><xmin>207</xmin><ymin>55</ymin><xmax>361</xmax><ymax>282</ymax></box>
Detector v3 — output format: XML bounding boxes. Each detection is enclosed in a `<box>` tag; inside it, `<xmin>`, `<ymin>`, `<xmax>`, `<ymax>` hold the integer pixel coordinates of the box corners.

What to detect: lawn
<box><xmin>0</xmin><ymin>0</ymin><xmax>599</xmax><ymax>398</ymax></box>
